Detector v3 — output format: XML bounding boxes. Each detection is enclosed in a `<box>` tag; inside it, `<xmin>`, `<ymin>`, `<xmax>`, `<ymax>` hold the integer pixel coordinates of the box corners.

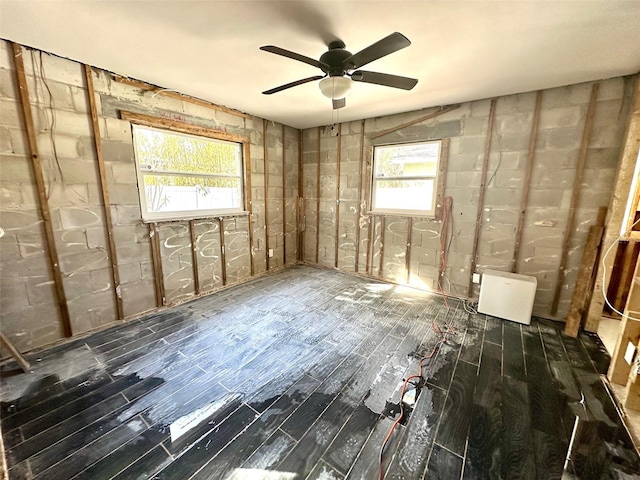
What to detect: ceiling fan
<box><xmin>260</xmin><ymin>32</ymin><xmax>418</xmax><ymax>109</ymax></box>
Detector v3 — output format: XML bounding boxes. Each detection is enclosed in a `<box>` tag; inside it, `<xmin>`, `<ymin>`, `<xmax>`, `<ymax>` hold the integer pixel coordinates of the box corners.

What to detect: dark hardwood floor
<box><xmin>1</xmin><ymin>265</ymin><xmax>638</xmax><ymax>479</ymax></box>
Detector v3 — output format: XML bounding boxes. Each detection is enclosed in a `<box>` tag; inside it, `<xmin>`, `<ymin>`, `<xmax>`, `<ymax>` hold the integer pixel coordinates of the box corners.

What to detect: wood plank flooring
<box><xmin>1</xmin><ymin>265</ymin><xmax>639</xmax><ymax>479</ymax></box>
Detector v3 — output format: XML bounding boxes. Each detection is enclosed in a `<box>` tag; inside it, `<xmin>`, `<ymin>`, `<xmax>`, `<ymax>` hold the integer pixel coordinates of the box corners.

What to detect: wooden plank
<box><xmin>243</xmin><ymin>142</ymin><xmax>254</xmax><ymax>276</ymax></box>
<box><xmin>149</xmin><ymin>223</ymin><xmax>166</xmax><ymax>307</ymax></box>
<box><xmin>624</xmin><ymin>352</ymin><xmax>640</xmax><ymax>411</ymax></box>
<box><xmin>335</xmin><ymin>123</ymin><xmax>342</xmax><ymax>269</ymax></box>
<box><xmin>467</xmin><ymin>98</ymin><xmax>498</xmax><ymax>297</ymax></box>
<box><xmin>84</xmin><ymin>64</ymin><xmax>124</xmax><ymax>320</ymax></box>
<box><xmin>0</xmin><ymin>332</ymin><xmax>30</xmax><ymax>372</ymax></box>
<box><xmin>435</xmin><ymin>137</ymin><xmax>450</xmax><ymax>221</ymax></box>
<box><xmin>120</xmin><ymin>110</ymin><xmax>248</xmax><ymax>144</ymax></box>
<box><xmin>405</xmin><ymin>217</ymin><xmax>413</xmax><ymax>284</ymax></box>
<box><xmin>11</xmin><ymin>42</ymin><xmax>73</xmax><ymax>338</ymax></box>
<box><xmin>263</xmin><ymin>119</ymin><xmax>270</xmax><ymax>271</ymax></box>
<box><xmin>113</xmin><ymin>75</ymin><xmax>250</xmax><ymax>118</ymax></box>
<box><xmin>297</xmin><ymin>129</ymin><xmax>304</xmax><ymax>262</ymax></box>
<box><xmin>378</xmin><ymin>216</ymin><xmax>386</xmax><ymax>278</ymax></box>
<box><xmin>366</xmin><ymin>215</ymin><xmax>375</xmax><ymax>275</ymax></box>
<box><xmin>282</xmin><ymin>124</ymin><xmax>287</xmax><ymax>266</ymax></box>
<box><xmin>316</xmin><ymin>127</ymin><xmax>321</xmax><ymax>264</ymax></box>
<box><xmin>551</xmin><ymin>83</ymin><xmax>600</xmax><ymax>315</ymax></box>
<box><xmin>354</xmin><ymin>119</ymin><xmax>365</xmax><ymax>272</ymax></box>
<box><xmin>189</xmin><ymin>220</ymin><xmax>200</xmax><ymax>296</ymax></box>
<box><xmin>564</xmin><ymin>224</ymin><xmax>605</xmax><ymax>336</ymax></box>
<box><xmin>219</xmin><ymin>218</ymin><xmax>227</xmax><ymax>285</ymax></box>
<box><xmin>369</xmin><ymin>104</ymin><xmax>460</xmax><ymax>140</ymax></box>
<box><xmin>512</xmin><ymin>90</ymin><xmax>543</xmax><ymax>273</ymax></box>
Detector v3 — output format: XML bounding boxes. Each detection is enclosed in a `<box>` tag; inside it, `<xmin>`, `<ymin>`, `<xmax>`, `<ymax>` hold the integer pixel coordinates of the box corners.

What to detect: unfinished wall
<box><xmin>0</xmin><ymin>40</ymin><xmax>299</xmax><ymax>353</ymax></box>
<box><xmin>302</xmin><ymin>76</ymin><xmax>637</xmax><ymax>320</ymax></box>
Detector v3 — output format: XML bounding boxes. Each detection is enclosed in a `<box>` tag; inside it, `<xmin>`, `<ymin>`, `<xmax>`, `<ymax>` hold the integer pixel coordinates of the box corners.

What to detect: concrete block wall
<box><xmin>0</xmin><ymin>41</ymin><xmax>299</xmax><ymax>353</ymax></box>
<box><xmin>301</xmin><ymin>76</ymin><xmax>636</xmax><ymax>320</ymax></box>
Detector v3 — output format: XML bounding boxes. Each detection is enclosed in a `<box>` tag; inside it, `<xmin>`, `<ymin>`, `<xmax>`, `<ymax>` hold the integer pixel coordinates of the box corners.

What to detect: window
<box><xmin>132</xmin><ymin>125</ymin><xmax>244</xmax><ymax>221</ymax></box>
<box><xmin>371</xmin><ymin>140</ymin><xmax>441</xmax><ymax>216</ymax></box>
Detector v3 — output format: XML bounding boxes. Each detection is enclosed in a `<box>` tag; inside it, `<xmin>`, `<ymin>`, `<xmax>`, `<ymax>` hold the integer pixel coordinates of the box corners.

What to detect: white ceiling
<box><xmin>1</xmin><ymin>1</ymin><xmax>640</xmax><ymax>129</ymax></box>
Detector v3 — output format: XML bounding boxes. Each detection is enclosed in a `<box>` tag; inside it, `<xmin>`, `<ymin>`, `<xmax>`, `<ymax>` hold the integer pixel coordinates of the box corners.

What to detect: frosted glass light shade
<box><xmin>319</xmin><ymin>76</ymin><xmax>353</xmax><ymax>99</ymax></box>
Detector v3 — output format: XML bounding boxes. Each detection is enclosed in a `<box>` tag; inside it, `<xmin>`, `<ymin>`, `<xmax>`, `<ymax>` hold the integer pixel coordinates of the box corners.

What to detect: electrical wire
<box><xmin>601</xmin><ymin>216</ymin><xmax>640</xmax><ymax>321</ymax></box>
<box><xmin>377</xmin><ymin>315</ymin><xmax>456</xmax><ymax>480</ymax></box>
<box><xmin>438</xmin><ymin>196</ymin><xmax>454</xmax><ymax>308</ymax></box>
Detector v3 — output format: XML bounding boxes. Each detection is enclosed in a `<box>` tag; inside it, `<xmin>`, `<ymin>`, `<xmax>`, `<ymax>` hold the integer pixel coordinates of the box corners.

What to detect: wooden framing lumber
<box><xmin>113</xmin><ymin>74</ymin><xmax>250</xmax><ymax>118</ymax></box>
<box><xmin>11</xmin><ymin>42</ymin><xmax>73</xmax><ymax>338</ymax></box>
<box><xmin>551</xmin><ymin>83</ymin><xmax>600</xmax><ymax>315</ymax></box>
<box><xmin>367</xmin><ymin>215</ymin><xmax>376</xmax><ymax>275</ymax></box>
<box><xmin>435</xmin><ymin>138</ymin><xmax>450</xmax><ymax>221</ymax></box>
<box><xmin>149</xmin><ymin>223</ymin><xmax>166</xmax><ymax>306</ymax></box>
<box><xmin>564</xmin><ymin>207</ymin><xmax>607</xmax><ymax>336</ymax></box>
<box><xmin>297</xmin><ymin>129</ymin><xmax>304</xmax><ymax>262</ymax></box>
<box><xmin>405</xmin><ymin>217</ymin><xmax>413</xmax><ymax>284</ymax></box>
<box><xmin>467</xmin><ymin>98</ymin><xmax>497</xmax><ymax>297</ymax></box>
<box><xmin>316</xmin><ymin>127</ymin><xmax>321</xmax><ymax>264</ymax></box>
<box><xmin>120</xmin><ymin>111</ymin><xmax>248</xmax><ymax>144</ymax></box>
<box><xmin>335</xmin><ymin>123</ymin><xmax>342</xmax><ymax>269</ymax></box>
<box><xmin>243</xmin><ymin>142</ymin><xmax>255</xmax><ymax>276</ymax></box>
<box><xmin>219</xmin><ymin>217</ymin><xmax>227</xmax><ymax>285</ymax></box>
<box><xmin>354</xmin><ymin>119</ymin><xmax>365</xmax><ymax>272</ymax></box>
<box><xmin>282</xmin><ymin>124</ymin><xmax>287</xmax><ymax>265</ymax></box>
<box><xmin>84</xmin><ymin>64</ymin><xmax>124</xmax><ymax>320</ymax></box>
<box><xmin>189</xmin><ymin>220</ymin><xmax>200</xmax><ymax>296</ymax></box>
<box><xmin>263</xmin><ymin>119</ymin><xmax>270</xmax><ymax>270</ymax></box>
<box><xmin>512</xmin><ymin>90</ymin><xmax>543</xmax><ymax>273</ymax></box>
<box><xmin>369</xmin><ymin>105</ymin><xmax>460</xmax><ymax>140</ymax></box>
<box><xmin>379</xmin><ymin>216</ymin><xmax>386</xmax><ymax>278</ymax></box>
<box><xmin>0</xmin><ymin>332</ymin><xmax>30</xmax><ymax>372</ymax></box>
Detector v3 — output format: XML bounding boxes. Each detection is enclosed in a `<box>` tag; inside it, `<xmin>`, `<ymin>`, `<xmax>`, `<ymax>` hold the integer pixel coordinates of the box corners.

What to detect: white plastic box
<box><xmin>478</xmin><ymin>269</ymin><xmax>537</xmax><ymax>325</ymax></box>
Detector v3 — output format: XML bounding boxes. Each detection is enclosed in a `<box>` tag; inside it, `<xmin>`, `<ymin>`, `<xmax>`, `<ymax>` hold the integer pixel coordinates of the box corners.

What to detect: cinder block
<box><xmin>109</xmin><ymin>183</ymin><xmax>140</xmax><ymax>206</ymax></box>
<box><xmin>102</xmin><ymin>140</ymin><xmax>134</xmax><ymax>163</ymax></box>
<box><xmin>109</xmin><ymin>163</ymin><xmax>138</xmax><ymax>184</ymax></box>
<box><xmin>0</xmin><ymin>67</ymin><xmax>19</xmax><ymax>99</ymax></box>
<box><xmin>104</xmin><ymin>117</ymin><xmax>133</xmax><ymax>142</ymax></box>
<box><xmin>539</xmin><ymin>106</ymin><xmax>583</xmax><ymax>129</ymax></box>
<box><xmin>122</xmin><ymin>279</ymin><xmax>156</xmax><ymax>317</ymax></box>
<box><xmin>495</xmin><ymin>112</ymin><xmax>533</xmax><ymax>134</ymax></box>
<box><xmin>58</xmin><ymin>249</ymin><xmax>109</xmax><ymax>275</ymax></box>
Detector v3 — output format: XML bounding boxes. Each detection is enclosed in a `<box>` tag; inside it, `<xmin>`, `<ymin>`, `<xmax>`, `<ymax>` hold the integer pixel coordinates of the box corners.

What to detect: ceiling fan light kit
<box><xmin>261</xmin><ymin>32</ymin><xmax>418</xmax><ymax>109</ymax></box>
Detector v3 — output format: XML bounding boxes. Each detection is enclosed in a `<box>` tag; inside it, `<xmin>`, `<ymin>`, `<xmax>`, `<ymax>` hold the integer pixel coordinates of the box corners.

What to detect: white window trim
<box><xmin>370</xmin><ymin>140</ymin><xmax>442</xmax><ymax>217</ymax></box>
<box><xmin>132</xmin><ymin>124</ymin><xmax>246</xmax><ymax>223</ymax></box>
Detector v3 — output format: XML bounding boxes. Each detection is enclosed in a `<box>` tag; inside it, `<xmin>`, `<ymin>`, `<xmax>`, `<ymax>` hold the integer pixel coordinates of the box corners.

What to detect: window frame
<box><xmin>123</xmin><ymin>111</ymin><xmax>249</xmax><ymax>223</ymax></box>
<box><xmin>370</xmin><ymin>139</ymin><xmax>443</xmax><ymax>218</ymax></box>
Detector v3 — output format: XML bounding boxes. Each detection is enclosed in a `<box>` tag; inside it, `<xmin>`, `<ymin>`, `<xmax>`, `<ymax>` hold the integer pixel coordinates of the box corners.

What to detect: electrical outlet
<box><xmin>472</xmin><ymin>273</ymin><xmax>481</xmax><ymax>284</ymax></box>
<box><xmin>268</xmin><ymin>249</ymin><xmax>274</xmax><ymax>258</ymax></box>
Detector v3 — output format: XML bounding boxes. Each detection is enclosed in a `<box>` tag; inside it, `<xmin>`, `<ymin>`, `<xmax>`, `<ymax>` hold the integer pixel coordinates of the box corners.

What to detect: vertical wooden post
<box><xmin>189</xmin><ymin>220</ymin><xmax>200</xmax><ymax>295</ymax></box>
<box><xmin>263</xmin><ymin>119</ymin><xmax>270</xmax><ymax>270</ymax></box>
<box><xmin>378</xmin><ymin>216</ymin><xmax>386</xmax><ymax>278</ymax></box>
<box><xmin>297</xmin><ymin>129</ymin><xmax>304</xmax><ymax>262</ymax></box>
<box><xmin>367</xmin><ymin>215</ymin><xmax>376</xmax><ymax>276</ymax></box>
<box><xmin>468</xmin><ymin>98</ymin><xmax>498</xmax><ymax>297</ymax></box>
<box><xmin>355</xmin><ymin>119</ymin><xmax>365</xmax><ymax>272</ymax></box>
<box><xmin>219</xmin><ymin>217</ymin><xmax>227</xmax><ymax>285</ymax></box>
<box><xmin>335</xmin><ymin>123</ymin><xmax>342</xmax><ymax>269</ymax></box>
<box><xmin>282</xmin><ymin>124</ymin><xmax>287</xmax><ymax>266</ymax></box>
<box><xmin>11</xmin><ymin>43</ymin><xmax>73</xmax><ymax>337</ymax></box>
<box><xmin>512</xmin><ymin>91</ymin><xmax>543</xmax><ymax>273</ymax></box>
<box><xmin>243</xmin><ymin>142</ymin><xmax>255</xmax><ymax>276</ymax></box>
<box><xmin>149</xmin><ymin>223</ymin><xmax>165</xmax><ymax>306</ymax></box>
<box><xmin>405</xmin><ymin>217</ymin><xmax>413</xmax><ymax>284</ymax></box>
<box><xmin>83</xmin><ymin>64</ymin><xmax>124</xmax><ymax>320</ymax></box>
<box><xmin>551</xmin><ymin>83</ymin><xmax>600</xmax><ymax>315</ymax></box>
<box><xmin>316</xmin><ymin>127</ymin><xmax>321</xmax><ymax>264</ymax></box>
<box><xmin>436</xmin><ymin>138</ymin><xmax>450</xmax><ymax>221</ymax></box>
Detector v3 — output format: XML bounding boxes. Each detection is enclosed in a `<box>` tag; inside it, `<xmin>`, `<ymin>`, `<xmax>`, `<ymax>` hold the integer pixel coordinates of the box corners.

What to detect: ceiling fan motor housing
<box><xmin>320</xmin><ymin>41</ymin><xmax>353</xmax><ymax>76</ymax></box>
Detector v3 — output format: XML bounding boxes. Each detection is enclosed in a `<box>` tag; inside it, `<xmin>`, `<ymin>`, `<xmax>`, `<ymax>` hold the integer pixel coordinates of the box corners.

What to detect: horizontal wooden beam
<box><xmin>369</xmin><ymin>104</ymin><xmax>460</xmax><ymax>140</ymax></box>
<box><xmin>120</xmin><ymin>110</ymin><xmax>249</xmax><ymax>144</ymax></box>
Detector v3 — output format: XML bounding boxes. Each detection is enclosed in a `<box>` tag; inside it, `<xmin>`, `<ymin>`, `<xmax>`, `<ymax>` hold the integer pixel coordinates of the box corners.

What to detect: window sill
<box><xmin>142</xmin><ymin>211</ymin><xmax>250</xmax><ymax>224</ymax></box>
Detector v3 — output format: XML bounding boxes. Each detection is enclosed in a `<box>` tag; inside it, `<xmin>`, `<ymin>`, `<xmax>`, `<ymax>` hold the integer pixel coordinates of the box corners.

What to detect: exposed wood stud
<box><xmin>468</xmin><ymin>98</ymin><xmax>498</xmax><ymax>297</ymax></box>
<box><xmin>83</xmin><ymin>64</ymin><xmax>124</xmax><ymax>320</ymax></box>
<box><xmin>0</xmin><ymin>333</ymin><xmax>30</xmax><ymax>372</ymax></box>
<box><xmin>316</xmin><ymin>127</ymin><xmax>321</xmax><ymax>264</ymax></box>
<box><xmin>282</xmin><ymin>124</ymin><xmax>287</xmax><ymax>266</ymax></box>
<box><xmin>405</xmin><ymin>217</ymin><xmax>413</xmax><ymax>284</ymax></box>
<box><xmin>113</xmin><ymin>75</ymin><xmax>250</xmax><ymax>118</ymax></box>
<box><xmin>335</xmin><ymin>123</ymin><xmax>342</xmax><ymax>269</ymax></box>
<box><xmin>378</xmin><ymin>216</ymin><xmax>386</xmax><ymax>278</ymax></box>
<box><xmin>355</xmin><ymin>119</ymin><xmax>365</xmax><ymax>272</ymax></box>
<box><xmin>11</xmin><ymin>42</ymin><xmax>73</xmax><ymax>338</ymax></box>
<box><xmin>263</xmin><ymin>119</ymin><xmax>270</xmax><ymax>270</ymax></box>
<box><xmin>512</xmin><ymin>90</ymin><xmax>543</xmax><ymax>273</ymax></box>
<box><xmin>552</xmin><ymin>83</ymin><xmax>600</xmax><ymax>315</ymax></box>
<box><xmin>149</xmin><ymin>223</ymin><xmax>166</xmax><ymax>307</ymax></box>
<box><xmin>120</xmin><ymin>111</ymin><xmax>248</xmax><ymax>143</ymax></box>
<box><xmin>364</xmin><ymin>133</ymin><xmax>374</xmax><ymax>275</ymax></box>
<box><xmin>435</xmin><ymin>138</ymin><xmax>450</xmax><ymax>221</ymax></box>
<box><xmin>369</xmin><ymin>105</ymin><xmax>460</xmax><ymax>140</ymax></box>
<box><xmin>297</xmin><ymin>129</ymin><xmax>304</xmax><ymax>262</ymax></box>
<box><xmin>243</xmin><ymin>142</ymin><xmax>255</xmax><ymax>276</ymax></box>
<box><xmin>189</xmin><ymin>220</ymin><xmax>200</xmax><ymax>295</ymax></box>
<box><xmin>564</xmin><ymin>207</ymin><xmax>607</xmax><ymax>336</ymax></box>
<box><xmin>366</xmin><ymin>215</ymin><xmax>376</xmax><ymax>275</ymax></box>
<box><xmin>219</xmin><ymin>218</ymin><xmax>227</xmax><ymax>286</ymax></box>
